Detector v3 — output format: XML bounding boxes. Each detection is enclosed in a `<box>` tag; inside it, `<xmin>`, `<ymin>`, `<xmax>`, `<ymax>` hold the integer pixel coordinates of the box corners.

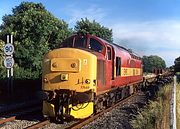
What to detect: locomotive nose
<box><xmin>42</xmin><ymin>48</ymin><xmax>97</xmax><ymax>119</ymax></box>
<box><xmin>42</xmin><ymin>48</ymin><xmax>97</xmax><ymax>93</ymax></box>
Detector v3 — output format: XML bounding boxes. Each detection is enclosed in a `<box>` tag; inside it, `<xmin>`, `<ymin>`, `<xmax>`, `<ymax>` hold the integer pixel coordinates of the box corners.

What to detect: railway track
<box><xmin>0</xmin><ymin>103</ymin><xmax>43</xmax><ymax>129</ymax></box>
<box><xmin>0</xmin><ymin>116</ymin><xmax>49</xmax><ymax>129</ymax></box>
<box><xmin>0</xmin><ymin>116</ymin><xmax>16</xmax><ymax>125</ymax></box>
<box><xmin>25</xmin><ymin>119</ymin><xmax>50</xmax><ymax>129</ymax></box>
<box><xmin>0</xmin><ymin>93</ymin><xmax>137</xmax><ymax>129</ymax></box>
<box><xmin>66</xmin><ymin>93</ymin><xmax>137</xmax><ymax>129</ymax></box>
<box><xmin>0</xmin><ymin>75</ymin><xmax>173</xmax><ymax>129</ymax></box>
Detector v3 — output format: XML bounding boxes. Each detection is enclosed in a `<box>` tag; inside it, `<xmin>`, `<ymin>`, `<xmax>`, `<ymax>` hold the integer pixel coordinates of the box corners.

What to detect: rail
<box><xmin>25</xmin><ymin>120</ymin><xmax>50</xmax><ymax>129</ymax></box>
<box><xmin>0</xmin><ymin>116</ymin><xmax>16</xmax><ymax>124</ymax></box>
<box><xmin>0</xmin><ymin>105</ymin><xmax>42</xmax><ymax>128</ymax></box>
<box><xmin>66</xmin><ymin>93</ymin><xmax>137</xmax><ymax>129</ymax></box>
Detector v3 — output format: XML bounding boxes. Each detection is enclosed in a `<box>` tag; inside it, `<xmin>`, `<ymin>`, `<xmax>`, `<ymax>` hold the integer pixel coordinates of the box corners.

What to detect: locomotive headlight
<box><xmin>44</xmin><ymin>58</ymin><xmax>50</xmax><ymax>63</ymax></box>
<box><xmin>43</xmin><ymin>78</ymin><xmax>48</xmax><ymax>83</ymax></box>
<box><xmin>85</xmin><ymin>79</ymin><xmax>90</xmax><ymax>84</ymax></box>
<box><xmin>71</xmin><ymin>63</ymin><xmax>77</xmax><ymax>68</ymax></box>
<box><xmin>60</xmin><ymin>74</ymin><xmax>69</xmax><ymax>81</ymax></box>
<box><xmin>52</xmin><ymin>62</ymin><xmax>58</xmax><ymax>68</ymax></box>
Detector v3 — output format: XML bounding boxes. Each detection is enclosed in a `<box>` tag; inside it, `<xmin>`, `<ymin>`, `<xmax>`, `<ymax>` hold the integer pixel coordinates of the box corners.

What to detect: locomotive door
<box><xmin>106</xmin><ymin>45</ymin><xmax>114</xmax><ymax>88</ymax></box>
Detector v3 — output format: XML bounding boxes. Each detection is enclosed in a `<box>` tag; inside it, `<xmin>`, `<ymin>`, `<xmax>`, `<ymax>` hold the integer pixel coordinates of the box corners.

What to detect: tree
<box><xmin>0</xmin><ymin>39</ymin><xmax>5</xmax><ymax>66</ymax></box>
<box><xmin>174</xmin><ymin>56</ymin><xmax>180</xmax><ymax>72</ymax></box>
<box><xmin>74</xmin><ymin>18</ymin><xmax>113</xmax><ymax>42</ymax></box>
<box><xmin>0</xmin><ymin>40</ymin><xmax>6</xmax><ymax>79</ymax></box>
<box><xmin>0</xmin><ymin>2</ymin><xmax>72</xmax><ymax>79</ymax></box>
<box><xmin>142</xmin><ymin>55</ymin><xmax>166</xmax><ymax>73</ymax></box>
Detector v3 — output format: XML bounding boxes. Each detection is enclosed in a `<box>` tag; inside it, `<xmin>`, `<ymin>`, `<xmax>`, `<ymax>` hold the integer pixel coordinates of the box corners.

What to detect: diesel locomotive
<box><xmin>42</xmin><ymin>33</ymin><xmax>143</xmax><ymax>121</ymax></box>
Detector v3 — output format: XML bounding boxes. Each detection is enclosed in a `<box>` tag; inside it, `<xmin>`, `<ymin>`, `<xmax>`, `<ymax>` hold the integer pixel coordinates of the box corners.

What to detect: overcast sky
<box><xmin>0</xmin><ymin>0</ymin><xmax>180</xmax><ymax>66</ymax></box>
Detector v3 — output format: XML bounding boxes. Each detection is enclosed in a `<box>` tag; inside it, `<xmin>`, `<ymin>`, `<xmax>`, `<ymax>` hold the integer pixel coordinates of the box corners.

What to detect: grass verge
<box><xmin>131</xmin><ymin>84</ymin><xmax>172</xmax><ymax>129</ymax></box>
<box><xmin>176</xmin><ymin>83</ymin><xmax>180</xmax><ymax>128</ymax></box>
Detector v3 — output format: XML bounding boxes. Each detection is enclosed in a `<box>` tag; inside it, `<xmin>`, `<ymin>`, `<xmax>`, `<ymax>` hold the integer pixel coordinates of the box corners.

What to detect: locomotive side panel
<box><xmin>129</xmin><ymin>59</ymin><xmax>143</xmax><ymax>83</ymax></box>
<box><xmin>110</xmin><ymin>44</ymin><xmax>143</xmax><ymax>88</ymax></box>
<box><xmin>112</xmin><ymin>47</ymin><xmax>131</xmax><ymax>87</ymax></box>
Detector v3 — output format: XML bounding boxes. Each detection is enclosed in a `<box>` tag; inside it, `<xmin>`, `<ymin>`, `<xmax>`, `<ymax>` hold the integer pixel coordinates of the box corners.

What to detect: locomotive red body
<box><xmin>42</xmin><ymin>33</ymin><xmax>143</xmax><ymax>121</ymax></box>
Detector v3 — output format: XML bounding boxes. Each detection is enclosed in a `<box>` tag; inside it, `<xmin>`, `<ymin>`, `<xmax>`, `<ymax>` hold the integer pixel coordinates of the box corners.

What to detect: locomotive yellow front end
<box><xmin>42</xmin><ymin>48</ymin><xmax>97</xmax><ymax>121</ymax></box>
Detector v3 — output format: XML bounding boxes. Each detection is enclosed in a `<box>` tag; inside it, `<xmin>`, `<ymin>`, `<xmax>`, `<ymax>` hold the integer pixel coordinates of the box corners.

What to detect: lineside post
<box><xmin>170</xmin><ymin>76</ymin><xmax>176</xmax><ymax>129</ymax></box>
<box><xmin>10</xmin><ymin>35</ymin><xmax>14</xmax><ymax>96</ymax></box>
<box><xmin>3</xmin><ymin>34</ymin><xmax>14</xmax><ymax>97</ymax></box>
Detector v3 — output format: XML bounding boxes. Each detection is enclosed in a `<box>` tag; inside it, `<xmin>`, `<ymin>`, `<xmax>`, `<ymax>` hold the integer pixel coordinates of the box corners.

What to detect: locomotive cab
<box><xmin>59</xmin><ymin>34</ymin><xmax>106</xmax><ymax>55</ymax></box>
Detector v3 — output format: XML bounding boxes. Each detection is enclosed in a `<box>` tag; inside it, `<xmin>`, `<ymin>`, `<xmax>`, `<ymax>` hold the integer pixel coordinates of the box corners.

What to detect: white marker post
<box><xmin>173</xmin><ymin>76</ymin><xmax>177</xmax><ymax>129</ymax></box>
<box><xmin>171</xmin><ymin>76</ymin><xmax>177</xmax><ymax>129</ymax></box>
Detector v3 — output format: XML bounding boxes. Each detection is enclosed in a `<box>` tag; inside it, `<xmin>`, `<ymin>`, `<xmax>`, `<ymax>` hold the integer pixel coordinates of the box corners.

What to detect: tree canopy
<box><xmin>142</xmin><ymin>55</ymin><xmax>166</xmax><ymax>73</ymax></box>
<box><xmin>174</xmin><ymin>56</ymin><xmax>180</xmax><ymax>72</ymax></box>
<box><xmin>0</xmin><ymin>2</ymin><xmax>72</xmax><ymax>79</ymax></box>
<box><xmin>74</xmin><ymin>18</ymin><xmax>113</xmax><ymax>42</ymax></box>
<box><xmin>0</xmin><ymin>2</ymin><xmax>168</xmax><ymax>79</ymax></box>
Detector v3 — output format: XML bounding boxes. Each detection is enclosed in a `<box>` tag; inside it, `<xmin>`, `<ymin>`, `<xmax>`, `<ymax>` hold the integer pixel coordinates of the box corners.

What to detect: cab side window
<box><xmin>116</xmin><ymin>57</ymin><xmax>121</xmax><ymax>76</ymax></box>
<box><xmin>74</xmin><ymin>36</ymin><xmax>87</xmax><ymax>48</ymax></box>
<box><xmin>60</xmin><ymin>37</ymin><xmax>73</xmax><ymax>48</ymax></box>
<box><xmin>89</xmin><ymin>38</ymin><xmax>103</xmax><ymax>52</ymax></box>
<box><xmin>107</xmin><ymin>47</ymin><xmax>111</xmax><ymax>60</ymax></box>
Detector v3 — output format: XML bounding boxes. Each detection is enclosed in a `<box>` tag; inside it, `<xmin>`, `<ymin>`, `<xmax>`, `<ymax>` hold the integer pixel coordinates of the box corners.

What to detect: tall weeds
<box><xmin>131</xmin><ymin>85</ymin><xmax>171</xmax><ymax>129</ymax></box>
<box><xmin>176</xmin><ymin>84</ymin><xmax>180</xmax><ymax>128</ymax></box>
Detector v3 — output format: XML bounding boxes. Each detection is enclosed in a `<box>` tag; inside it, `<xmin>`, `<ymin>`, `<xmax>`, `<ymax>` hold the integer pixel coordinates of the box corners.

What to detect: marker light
<box><xmin>61</xmin><ymin>74</ymin><xmax>69</xmax><ymax>81</ymax></box>
<box><xmin>85</xmin><ymin>79</ymin><xmax>90</xmax><ymax>84</ymax></box>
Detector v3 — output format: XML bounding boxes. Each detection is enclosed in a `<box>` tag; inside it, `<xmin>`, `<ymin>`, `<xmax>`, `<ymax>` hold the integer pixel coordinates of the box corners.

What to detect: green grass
<box><xmin>131</xmin><ymin>84</ymin><xmax>171</xmax><ymax>129</ymax></box>
<box><xmin>176</xmin><ymin>83</ymin><xmax>180</xmax><ymax>129</ymax></box>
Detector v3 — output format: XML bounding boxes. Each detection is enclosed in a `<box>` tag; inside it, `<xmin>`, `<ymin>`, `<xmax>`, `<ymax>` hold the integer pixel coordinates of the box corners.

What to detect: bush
<box><xmin>131</xmin><ymin>85</ymin><xmax>171</xmax><ymax>129</ymax></box>
<box><xmin>131</xmin><ymin>101</ymin><xmax>162</xmax><ymax>129</ymax></box>
<box><xmin>14</xmin><ymin>66</ymin><xmax>41</xmax><ymax>79</ymax></box>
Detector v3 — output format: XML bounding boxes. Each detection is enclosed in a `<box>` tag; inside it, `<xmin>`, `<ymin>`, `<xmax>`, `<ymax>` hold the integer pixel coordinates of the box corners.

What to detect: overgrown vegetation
<box><xmin>142</xmin><ymin>55</ymin><xmax>166</xmax><ymax>73</ymax></box>
<box><xmin>0</xmin><ymin>2</ymin><xmax>72</xmax><ymax>79</ymax></box>
<box><xmin>75</xmin><ymin>18</ymin><xmax>113</xmax><ymax>42</ymax></box>
<box><xmin>174</xmin><ymin>56</ymin><xmax>180</xmax><ymax>72</ymax></box>
<box><xmin>176</xmin><ymin>83</ymin><xmax>180</xmax><ymax>128</ymax></box>
<box><xmin>131</xmin><ymin>85</ymin><xmax>171</xmax><ymax>129</ymax></box>
<box><xmin>0</xmin><ymin>2</ymin><xmax>167</xmax><ymax>80</ymax></box>
<box><xmin>0</xmin><ymin>2</ymin><xmax>113</xmax><ymax>80</ymax></box>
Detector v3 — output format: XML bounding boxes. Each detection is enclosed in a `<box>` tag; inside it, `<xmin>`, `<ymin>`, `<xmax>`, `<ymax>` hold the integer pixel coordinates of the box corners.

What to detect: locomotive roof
<box><xmin>97</xmin><ymin>37</ymin><xmax>141</xmax><ymax>60</ymax></box>
<box><xmin>71</xmin><ymin>33</ymin><xmax>141</xmax><ymax>60</ymax></box>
